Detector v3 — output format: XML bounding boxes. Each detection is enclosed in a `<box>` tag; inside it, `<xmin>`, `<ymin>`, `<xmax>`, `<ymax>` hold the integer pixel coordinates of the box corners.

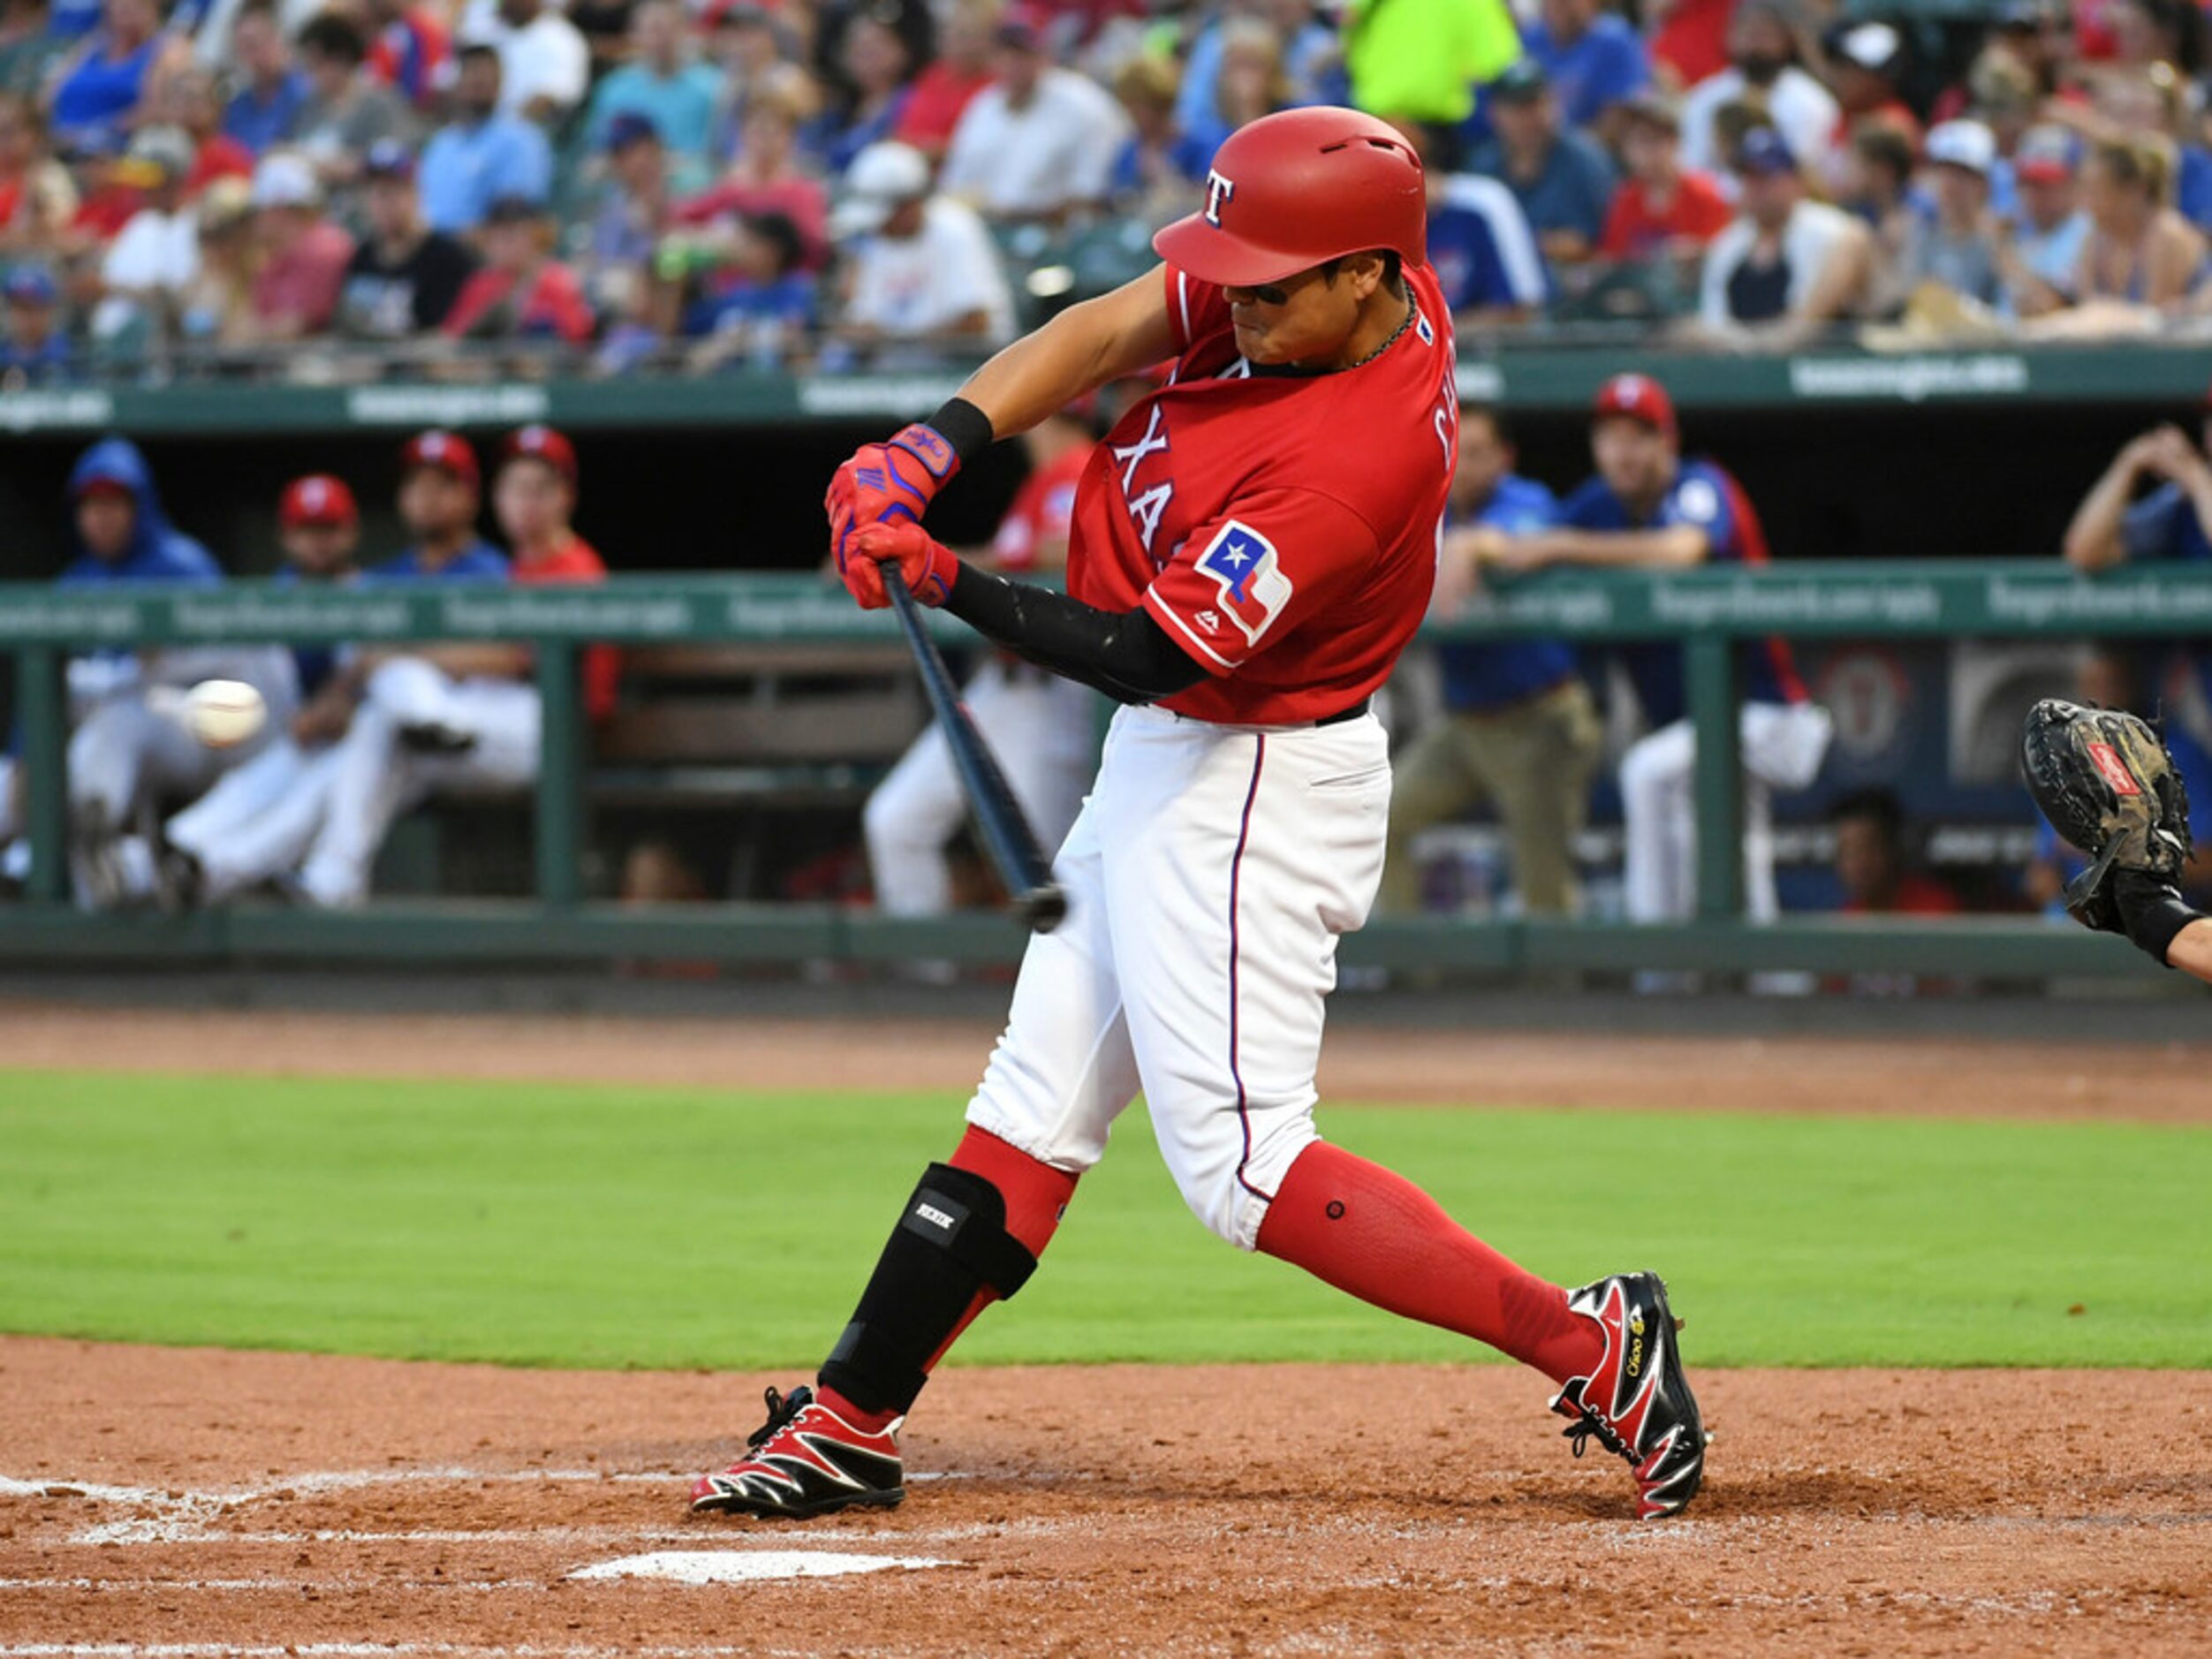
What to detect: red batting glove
<box><xmin>841</xmin><ymin>519</ymin><xmax>959</xmax><ymax>610</ymax></box>
<box><xmin>825</xmin><ymin>422</ymin><xmax>960</xmax><ymax>574</ymax></box>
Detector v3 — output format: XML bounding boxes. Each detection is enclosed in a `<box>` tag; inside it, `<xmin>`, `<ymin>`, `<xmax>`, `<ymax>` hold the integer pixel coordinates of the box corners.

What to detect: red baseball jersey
<box><xmin>991</xmin><ymin>442</ymin><xmax>1093</xmax><ymax>574</ymax></box>
<box><xmin>1066</xmin><ymin>261</ymin><xmax>1458</xmax><ymax>725</ymax></box>
<box><xmin>514</xmin><ymin>535</ymin><xmax>620</xmax><ymax>723</ymax></box>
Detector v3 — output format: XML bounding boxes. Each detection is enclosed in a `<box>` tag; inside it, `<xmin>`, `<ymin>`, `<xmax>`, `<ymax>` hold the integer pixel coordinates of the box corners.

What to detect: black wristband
<box><xmin>927</xmin><ymin>397</ymin><xmax>996</xmax><ymax>463</ymax></box>
<box><xmin>2112</xmin><ymin>870</ymin><xmax>2204</xmax><ymax>968</ymax></box>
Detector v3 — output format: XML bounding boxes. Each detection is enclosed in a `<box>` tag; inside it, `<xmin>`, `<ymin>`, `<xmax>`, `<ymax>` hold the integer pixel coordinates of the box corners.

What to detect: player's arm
<box><xmin>2170</xmin><ymin>915</ymin><xmax>2212</xmax><ymax>982</ymax></box>
<box><xmin>2063</xmin><ymin>429</ymin><xmax>2173</xmax><ymax>570</ymax></box>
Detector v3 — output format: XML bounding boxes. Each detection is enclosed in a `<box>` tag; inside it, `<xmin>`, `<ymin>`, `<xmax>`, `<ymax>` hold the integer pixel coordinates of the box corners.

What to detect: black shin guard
<box><xmin>818</xmin><ymin>1163</ymin><xmax>1039</xmax><ymax>1415</ymax></box>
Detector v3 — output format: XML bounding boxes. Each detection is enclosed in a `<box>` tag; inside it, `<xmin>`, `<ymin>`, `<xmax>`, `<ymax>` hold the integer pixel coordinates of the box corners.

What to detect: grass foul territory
<box><xmin>3</xmin><ymin>1070</ymin><xmax>2207</xmax><ymax>1370</ymax></box>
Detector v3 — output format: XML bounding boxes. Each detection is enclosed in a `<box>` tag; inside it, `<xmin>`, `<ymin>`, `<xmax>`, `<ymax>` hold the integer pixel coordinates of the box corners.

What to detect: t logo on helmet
<box><xmin>1203</xmin><ymin>169</ymin><xmax>1235</xmax><ymax>227</ymax></box>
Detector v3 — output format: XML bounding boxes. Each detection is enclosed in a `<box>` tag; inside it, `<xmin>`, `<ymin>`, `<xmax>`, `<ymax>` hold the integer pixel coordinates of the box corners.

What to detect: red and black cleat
<box><xmin>1549</xmin><ymin>1272</ymin><xmax>1710</xmax><ymax>1520</ymax></box>
<box><xmin>690</xmin><ymin>1385</ymin><xmax>905</xmax><ymax>1519</ymax></box>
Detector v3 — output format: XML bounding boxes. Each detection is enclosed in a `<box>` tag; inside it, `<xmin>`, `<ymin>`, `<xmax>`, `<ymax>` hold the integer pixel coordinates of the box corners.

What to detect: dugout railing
<box><xmin>4</xmin><ymin>559</ymin><xmax>2209</xmax><ymax>981</ymax></box>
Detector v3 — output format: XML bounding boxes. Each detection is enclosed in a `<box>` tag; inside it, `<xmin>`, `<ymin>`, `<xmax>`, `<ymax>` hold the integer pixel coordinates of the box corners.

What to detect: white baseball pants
<box><xmin>1619</xmin><ymin>700</ymin><xmax>1834</xmax><ymax>923</ymax></box>
<box><xmin>864</xmin><ymin>659</ymin><xmax>1096</xmax><ymax>916</ymax></box>
<box><xmin>298</xmin><ymin>658</ymin><xmax>541</xmax><ymax>908</ymax></box>
<box><xmin>965</xmin><ymin>701</ymin><xmax>1390</xmax><ymax>1251</ymax></box>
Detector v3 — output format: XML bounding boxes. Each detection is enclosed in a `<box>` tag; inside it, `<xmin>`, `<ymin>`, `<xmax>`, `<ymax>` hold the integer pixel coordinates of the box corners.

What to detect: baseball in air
<box><xmin>184</xmin><ymin>679</ymin><xmax>267</xmax><ymax>749</ymax></box>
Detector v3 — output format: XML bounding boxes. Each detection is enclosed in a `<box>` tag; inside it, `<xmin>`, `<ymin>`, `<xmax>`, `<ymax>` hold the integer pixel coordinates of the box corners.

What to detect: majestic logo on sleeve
<box><xmin>1197</xmin><ymin>520</ymin><xmax>1292</xmax><ymax>645</ymax></box>
<box><xmin>1203</xmin><ymin>170</ymin><xmax>1236</xmax><ymax>226</ymax></box>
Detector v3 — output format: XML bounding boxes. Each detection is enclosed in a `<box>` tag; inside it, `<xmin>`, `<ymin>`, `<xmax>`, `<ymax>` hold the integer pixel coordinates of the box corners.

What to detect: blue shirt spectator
<box><xmin>1472</xmin><ymin>59</ymin><xmax>1616</xmax><ymax>254</ymax></box>
<box><xmin>1428</xmin><ymin>172</ymin><xmax>1546</xmax><ymax>313</ymax></box>
<box><xmin>420</xmin><ymin>46</ymin><xmax>554</xmax><ymax>235</ymax></box>
<box><xmin>1173</xmin><ymin>11</ymin><xmax>1337</xmax><ymax>142</ymax></box>
<box><xmin>49</xmin><ymin>0</ymin><xmax>163</xmax><ymax>156</ymax></box>
<box><xmin>1522</xmin><ymin>0</ymin><xmax>1648</xmax><ymax>132</ymax></box>
<box><xmin>581</xmin><ymin>0</ymin><xmax>723</xmax><ymax>167</ymax></box>
<box><xmin>0</xmin><ymin>265</ymin><xmax>74</xmax><ymax>381</ymax></box>
<box><xmin>221</xmin><ymin>2</ymin><xmax>314</xmax><ymax>155</ymax></box>
<box><xmin>1440</xmin><ymin>473</ymin><xmax>1579</xmax><ymax>710</ymax></box>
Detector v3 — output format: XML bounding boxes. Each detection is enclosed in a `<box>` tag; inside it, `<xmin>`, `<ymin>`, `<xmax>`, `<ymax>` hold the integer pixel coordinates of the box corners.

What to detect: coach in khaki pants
<box><xmin>1383</xmin><ymin>406</ymin><xmax>1602</xmax><ymax>916</ymax></box>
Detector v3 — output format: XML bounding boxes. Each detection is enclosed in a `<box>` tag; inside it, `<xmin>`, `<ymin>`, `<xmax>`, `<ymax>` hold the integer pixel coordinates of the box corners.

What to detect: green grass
<box><xmin>2</xmin><ymin>1070</ymin><xmax>2207</xmax><ymax>1369</ymax></box>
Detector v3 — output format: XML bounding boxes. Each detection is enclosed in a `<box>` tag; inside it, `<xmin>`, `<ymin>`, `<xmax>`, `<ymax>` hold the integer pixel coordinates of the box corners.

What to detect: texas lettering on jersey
<box><xmin>1065</xmin><ymin>261</ymin><xmax>1458</xmax><ymax>725</ymax></box>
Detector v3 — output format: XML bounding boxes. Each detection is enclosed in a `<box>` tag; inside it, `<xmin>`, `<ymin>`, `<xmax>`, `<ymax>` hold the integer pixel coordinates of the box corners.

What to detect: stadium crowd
<box><xmin>10</xmin><ymin>0</ymin><xmax>2212</xmax><ymax>379</ymax></box>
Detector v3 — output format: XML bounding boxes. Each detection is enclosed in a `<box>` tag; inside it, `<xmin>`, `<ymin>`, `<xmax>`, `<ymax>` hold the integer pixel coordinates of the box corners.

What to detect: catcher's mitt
<box><xmin>2019</xmin><ymin>698</ymin><xmax>2193</xmax><ymax>933</ymax></box>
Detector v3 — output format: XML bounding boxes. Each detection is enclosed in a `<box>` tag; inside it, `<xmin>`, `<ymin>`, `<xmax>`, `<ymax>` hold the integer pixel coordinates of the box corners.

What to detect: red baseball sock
<box><xmin>819</xmin><ymin>1127</ymin><xmax>1075</xmax><ymax>1433</ymax></box>
<box><xmin>1254</xmin><ymin>1141</ymin><xmax>1603</xmax><ymax>1386</ymax></box>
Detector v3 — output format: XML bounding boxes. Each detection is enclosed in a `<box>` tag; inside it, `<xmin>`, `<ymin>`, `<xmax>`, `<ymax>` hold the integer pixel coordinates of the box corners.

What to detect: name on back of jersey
<box><xmin>1196</xmin><ymin>519</ymin><xmax>1292</xmax><ymax>644</ymax></box>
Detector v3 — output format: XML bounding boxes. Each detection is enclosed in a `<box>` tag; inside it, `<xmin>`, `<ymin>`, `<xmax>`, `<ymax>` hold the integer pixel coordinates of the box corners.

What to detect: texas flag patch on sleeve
<box><xmin>1196</xmin><ymin>520</ymin><xmax>1294</xmax><ymax>645</ymax></box>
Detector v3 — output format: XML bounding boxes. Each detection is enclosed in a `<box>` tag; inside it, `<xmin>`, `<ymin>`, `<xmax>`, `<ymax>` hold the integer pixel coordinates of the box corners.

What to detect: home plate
<box><xmin>571</xmin><ymin>1550</ymin><xmax>948</xmax><ymax>1585</ymax></box>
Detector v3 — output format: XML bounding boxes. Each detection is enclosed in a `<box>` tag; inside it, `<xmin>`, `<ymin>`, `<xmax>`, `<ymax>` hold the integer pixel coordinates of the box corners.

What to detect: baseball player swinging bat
<box><xmin>881</xmin><ymin>564</ymin><xmax>1068</xmax><ymax>933</ymax></box>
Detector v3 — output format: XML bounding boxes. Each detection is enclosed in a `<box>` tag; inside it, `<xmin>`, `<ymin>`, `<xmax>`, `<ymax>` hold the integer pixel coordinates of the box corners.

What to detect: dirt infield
<box><xmin>5</xmin><ymin>1002</ymin><xmax>2211</xmax><ymax>1121</ymax></box>
<box><xmin>6</xmin><ymin>1004</ymin><xmax>2211</xmax><ymax>1655</ymax></box>
<box><xmin>4</xmin><ymin>1338</ymin><xmax>2208</xmax><ymax>1657</ymax></box>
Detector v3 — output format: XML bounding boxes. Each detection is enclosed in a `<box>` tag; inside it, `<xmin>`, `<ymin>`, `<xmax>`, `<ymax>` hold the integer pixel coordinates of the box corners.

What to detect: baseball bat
<box><xmin>881</xmin><ymin>564</ymin><xmax>1069</xmax><ymax>934</ymax></box>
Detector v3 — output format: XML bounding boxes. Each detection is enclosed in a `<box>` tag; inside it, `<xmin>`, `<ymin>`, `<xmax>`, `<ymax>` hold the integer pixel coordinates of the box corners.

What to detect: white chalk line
<box><xmin>570</xmin><ymin>1549</ymin><xmax>948</xmax><ymax>1585</ymax></box>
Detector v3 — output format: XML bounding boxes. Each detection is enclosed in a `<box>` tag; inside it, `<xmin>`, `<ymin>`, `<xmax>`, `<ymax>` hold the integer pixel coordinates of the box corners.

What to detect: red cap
<box><xmin>1153</xmin><ymin>106</ymin><xmax>1427</xmax><ymax>289</ymax></box>
<box><xmin>279</xmin><ymin>473</ymin><xmax>359</xmax><ymax>529</ymax></box>
<box><xmin>502</xmin><ymin>422</ymin><xmax>578</xmax><ymax>484</ymax></box>
<box><xmin>399</xmin><ymin>428</ymin><xmax>480</xmax><ymax>485</ymax></box>
<box><xmin>1593</xmin><ymin>373</ymin><xmax>1677</xmax><ymax>436</ymax></box>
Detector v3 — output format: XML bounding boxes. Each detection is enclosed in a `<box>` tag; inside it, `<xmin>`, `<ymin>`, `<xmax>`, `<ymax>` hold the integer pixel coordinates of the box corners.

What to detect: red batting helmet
<box><xmin>1152</xmin><ymin>106</ymin><xmax>1427</xmax><ymax>289</ymax></box>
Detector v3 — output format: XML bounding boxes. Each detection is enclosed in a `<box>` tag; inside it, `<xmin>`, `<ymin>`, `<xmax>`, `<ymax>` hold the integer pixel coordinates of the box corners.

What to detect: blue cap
<box><xmin>4</xmin><ymin>265</ymin><xmax>57</xmax><ymax>306</ymax></box>
<box><xmin>1734</xmin><ymin>126</ymin><xmax>1798</xmax><ymax>178</ymax></box>
<box><xmin>602</xmin><ymin>110</ymin><xmax>662</xmax><ymax>152</ymax></box>
<box><xmin>362</xmin><ymin>138</ymin><xmax>415</xmax><ymax>181</ymax></box>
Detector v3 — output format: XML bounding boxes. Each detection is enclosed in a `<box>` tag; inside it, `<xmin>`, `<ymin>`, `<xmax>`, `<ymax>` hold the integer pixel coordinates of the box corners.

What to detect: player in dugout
<box><xmin>691</xmin><ymin>108</ymin><xmax>1709</xmax><ymax>1528</ymax></box>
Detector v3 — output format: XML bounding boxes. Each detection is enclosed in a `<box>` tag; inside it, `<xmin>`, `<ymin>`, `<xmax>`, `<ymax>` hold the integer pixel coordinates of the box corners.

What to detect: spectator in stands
<box><xmin>292</xmin><ymin>11</ymin><xmax>415</xmax><ymax>199</ymax></box>
<box><xmin>2108</xmin><ymin>0</ymin><xmax>2205</xmax><ymax>73</ymax></box>
<box><xmin>673</xmin><ymin>85</ymin><xmax>829</xmax><ymax>269</ymax></box>
<box><xmin>804</xmin><ymin>7</ymin><xmax>913</xmax><ymax>177</ymax></box>
<box><xmin>418</xmin><ymin>44</ymin><xmax>553</xmax><ymax>237</ymax></box>
<box><xmin>1999</xmin><ymin>125</ymin><xmax>2089</xmax><ymax>316</ymax></box>
<box><xmin>1470</xmin><ymin>374</ymin><xmax>1831</xmax><ymax>927</ymax></box>
<box><xmin>1599</xmin><ymin>93</ymin><xmax>1732</xmax><ymax>269</ymax></box>
<box><xmin>1523</xmin><ymin>0</ymin><xmax>1648</xmax><ymax>139</ymax></box>
<box><xmin>1417</xmin><ymin>122</ymin><xmax>1544</xmax><ymax>329</ymax></box>
<box><xmin>1648</xmin><ymin>0</ymin><xmax>1731</xmax><ymax>90</ymax></box>
<box><xmin>1342</xmin><ymin>0</ymin><xmax>1519</xmax><ymax>127</ymax></box>
<box><xmin>2062</xmin><ymin>398</ymin><xmax>2212</xmax><ymax>885</ymax></box>
<box><xmin>1178</xmin><ymin>0</ymin><xmax>1335</xmax><ymax>142</ymax></box>
<box><xmin>466</xmin><ymin>0</ymin><xmax>589</xmax><ymax>125</ymax></box>
<box><xmin>1820</xmin><ymin>22</ymin><xmax>1919</xmax><ymax>157</ymax></box>
<box><xmin>443</xmin><ymin>193</ymin><xmax>594</xmax><ymax>345</ymax></box>
<box><xmin>1831</xmin><ymin>788</ymin><xmax>1959</xmax><ymax>915</ymax></box>
<box><xmin>363</xmin><ymin>0</ymin><xmax>449</xmax><ymax>110</ymax></box>
<box><xmin>1679</xmin><ymin>0</ymin><xmax>1837</xmax><ymax>186</ymax></box>
<box><xmin>151</xmin><ymin>64</ymin><xmax>254</xmax><ymax>196</ymax></box>
<box><xmin>2075</xmin><ymin>136</ymin><xmax>2207</xmax><ymax>312</ymax></box>
<box><xmin>240</xmin><ymin>150</ymin><xmax>353</xmax><ymax>341</ymax></box>
<box><xmin>1471</xmin><ymin>58</ymin><xmax>1615</xmax><ymax>270</ymax></box>
<box><xmin>295</xmin><ymin>425</ymin><xmax>612</xmax><ymax>910</ymax></box>
<box><xmin>1906</xmin><ymin>120</ymin><xmax>2006</xmax><ymax>312</ymax></box>
<box><xmin>580</xmin><ymin>111</ymin><xmax>671</xmax><ymax>316</ymax></box>
<box><xmin>669</xmin><ymin>208</ymin><xmax>810</xmax><ymax>369</ymax></box>
<box><xmin>1182</xmin><ymin>18</ymin><xmax>1295</xmax><ymax>160</ymax></box>
<box><xmin>1110</xmin><ymin>54</ymin><xmax>1207</xmax><ymax>226</ymax></box>
<box><xmin>0</xmin><ymin>262</ymin><xmax>74</xmax><ymax>379</ymax></box>
<box><xmin>1383</xmin><ymin>403</ymin><xmax>1599</xmax><ymax>918</ymax></box>
<box><xmin>893</xmin><ymin>0</ymin><xmax>996</xmax><ymax>163</ymax></box>
<box><xmin>830</xmin><ymin>138</ymin><xmax>1012</xmax><ymax>358</ymax></box>
<box><xmin>702</xmin><ymin>0</ymin><xmax>812</xmax><ymax>165</ymax></box>
<box><xmin>1841</xmin><ymin>116</ymin><xmax>1921</xmax><ymax>318</ymax></box>
<box><xmin>938</xmin><ymin>10</ymin><xmax>1128</xmax><ymax>223</ymax></box>
<box><xmin>0</xmin><ymin>95</ymin><xmax>80</xmax><ymax>261</ymax></box>
<box><xmin>221</xmin><ymin>0</ymin><xmax>310</xmax><ymax>155</ymax></box>
<box><xmin>0</xmin><ymin>0</ymin><xmax>67</xmax><ymax>100</ymax></box>
<box><xmin>583</xmin><ymin>0</ymin><xmax>721</xmax><ymax>173</ymax></box>
<box><xmin>91</xmin><ymin>125</ymin><xmax>198</xmax><ymax>349</ymax></box>
<box><xmin>337</xmin><ymin>139</ymin><xmax>475</xmax><ymax>337</ymax></box>
<box><xmin>49</xmin><ymin>0</ymin><xmax>182</xmax><ymax>158</ymax></box>
<box><xmin>1697</xmin><ymin>127</ymin><xmax>1871</xmax><ymax>342</ymax></box>
<box><xmin>2095</xmin><ymin>64</ymin><xmax>2212</xmax><ymax>232</ymax></box>
<box><xmin>175</xmin><ymin>173</ymin><xmax>255</xmax><ymax>343</ymax></box>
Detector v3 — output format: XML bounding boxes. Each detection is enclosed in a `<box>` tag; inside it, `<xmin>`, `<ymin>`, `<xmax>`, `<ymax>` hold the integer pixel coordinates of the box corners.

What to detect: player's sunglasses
<box><xmin>1232</xmin><ymin>264</ymin><xmax>1333</xmax><ymax>307</ymax></box>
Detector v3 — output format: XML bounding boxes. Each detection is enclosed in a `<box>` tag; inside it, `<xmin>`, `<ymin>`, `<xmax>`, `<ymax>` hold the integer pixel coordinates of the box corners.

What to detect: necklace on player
<box><xmin>1344</xmin><ymin>296</ymin><xmax>1417</xmax><ymax>371</ymax></box>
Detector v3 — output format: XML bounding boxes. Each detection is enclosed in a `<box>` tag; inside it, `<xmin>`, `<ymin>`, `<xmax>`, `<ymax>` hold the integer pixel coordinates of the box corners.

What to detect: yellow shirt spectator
<box><xmin>1345</xmin><ymin>0</ymin><xmax>1521</xmax><ymax>125</ymax></box>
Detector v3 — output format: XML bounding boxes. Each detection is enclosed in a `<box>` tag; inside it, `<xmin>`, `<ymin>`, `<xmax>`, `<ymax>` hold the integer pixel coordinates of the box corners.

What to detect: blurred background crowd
<box><xmin>10</xmin><ymin>0</ymin><xmax>2212</xmax><ymax>380</ymax></box>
